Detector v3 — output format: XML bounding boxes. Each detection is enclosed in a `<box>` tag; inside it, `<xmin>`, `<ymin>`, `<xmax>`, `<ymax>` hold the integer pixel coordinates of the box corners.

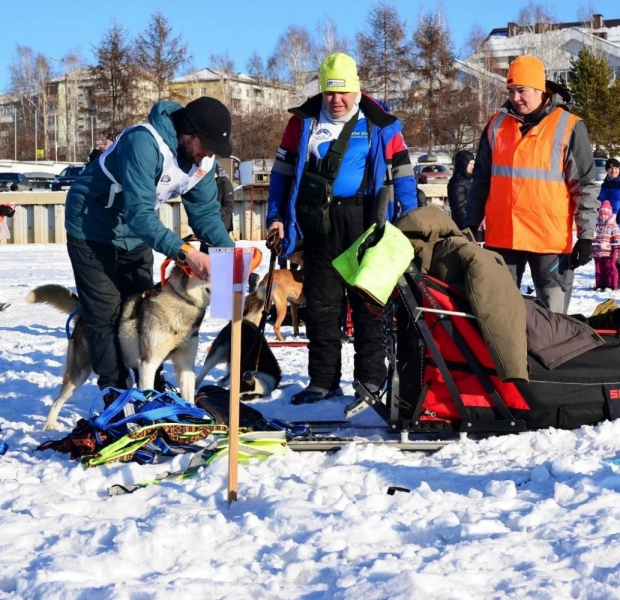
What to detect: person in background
<box><xmin>0</xmin><ymin>203</ymin><xmax>16</xmax><ymax>311</ymax></box>
<box><xmin>86</xmin><ymin>131</ymin><xmax>120</xmax><ymax>166</ymax></box>
<box><xmin>447</xmin><ymin>149</ymin><xmax>474</xmax><ymax>230</ymax></box>
<box><xmin>598</xmin><ymin>157</ymin><xmax>620</xmax><ymax>215</ymax></box>
<box><xmin>266</xmin><ymin>52</ymin><xmax>417</xmax><ymax>404</ymax></box>
<box><xmin>465</xmin><ymin>55</ymin><xmax>598</xmax><ymax>314</ymax></box>
<box><xmin>215</xmin><ymin>163</ymin><xmax>234</xmax><ymax>233</ymax></box>
<box><xmin>65</xmin><ymin>97</ymin><xmax>235</xmax><ymax>398</ymax></box>
<box><xmin>199</xmin><ymin>164</ymin><xmax>235</xmax><ymax>253</ymax></box>
<box><xmin>592</xmin><ymin>200</ymin><xmax>620</xmax><ymax>291</ymax></box>
<box><xmin>415</xmin><ymin>185</ymin><xmax>427</xmax><ymax>208</ymax></box>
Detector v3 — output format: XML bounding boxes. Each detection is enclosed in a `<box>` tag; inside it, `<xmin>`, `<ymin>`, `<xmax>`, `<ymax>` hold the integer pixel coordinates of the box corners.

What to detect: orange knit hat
<box><xmin>506</xmin><ymin>56</ymin><xmax>546</xmax><ymax>91</ymax></box>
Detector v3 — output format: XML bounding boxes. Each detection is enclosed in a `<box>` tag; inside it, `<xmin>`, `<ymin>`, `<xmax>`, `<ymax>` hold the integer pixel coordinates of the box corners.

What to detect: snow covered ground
<box><xmin>2</xmin><ymin>242</ymin><xmax>620</xmax><ymax>599</ymax></box>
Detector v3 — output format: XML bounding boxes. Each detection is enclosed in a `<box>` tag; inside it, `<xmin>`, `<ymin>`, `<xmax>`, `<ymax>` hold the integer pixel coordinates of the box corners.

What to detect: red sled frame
<box><xmin>351</xmin><ymin>261</ymin><xmax>527</xmax><ymax>436</ymax></box>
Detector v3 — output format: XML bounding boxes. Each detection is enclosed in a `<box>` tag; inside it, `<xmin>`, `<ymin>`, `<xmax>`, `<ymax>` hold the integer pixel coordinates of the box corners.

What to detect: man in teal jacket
<box><xmin>65</xmin><ymin>97</ymin><xmax>235</xmax><ymax>393</ymax></box>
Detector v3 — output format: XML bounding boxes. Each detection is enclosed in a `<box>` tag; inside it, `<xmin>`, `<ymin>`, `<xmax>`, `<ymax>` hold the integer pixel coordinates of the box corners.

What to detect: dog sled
<box><xmin>315</xmin><ymin>203</ymin><xmax>620</xmax><ymax>448</ymax></box>
<box><xmin>350</xmin><ymin>263</ymin><xmax>620</xmax><ymax>433</ymax></box>
<box><xmin>275</xmin><ymin>263</ymin><xmax>620</xmax><ymax>451</ymax></box>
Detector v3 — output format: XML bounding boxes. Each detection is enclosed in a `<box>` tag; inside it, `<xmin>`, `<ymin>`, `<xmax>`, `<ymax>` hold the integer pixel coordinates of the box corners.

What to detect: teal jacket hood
<box><xmin>148</xmin><ymin>101</ymin><xmax>183</xmax><ymax>157</ymax></box>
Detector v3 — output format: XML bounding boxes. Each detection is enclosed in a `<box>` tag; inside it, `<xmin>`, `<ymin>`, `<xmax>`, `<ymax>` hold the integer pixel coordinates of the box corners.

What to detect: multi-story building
<box><xmin>0</xmin><ymin>69</ymin><xmax>159</xmax><ymax>163</ymax></box>
<box><xmin>467</xmin><ymin>13</ymin><xmax>620</xmax><ymax>81</ymax></box>
<box><xmin>171</xmin><ymin>68</ymin><xmax>296</xmax><ymax>114</ymax></box>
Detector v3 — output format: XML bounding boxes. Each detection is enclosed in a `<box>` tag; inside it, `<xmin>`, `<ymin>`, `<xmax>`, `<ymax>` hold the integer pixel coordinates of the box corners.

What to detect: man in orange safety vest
<box><xmin>465</xmin><ymin>55</ymin><xmax>598</xmax><ymax>314</ymax></box>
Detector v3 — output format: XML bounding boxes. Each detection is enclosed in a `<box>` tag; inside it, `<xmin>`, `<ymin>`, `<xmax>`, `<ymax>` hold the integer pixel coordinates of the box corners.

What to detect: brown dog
<box><xmin>244</xmin><ymin>268</ymin><xmax>305</xmax><ymax>341</ymax></box>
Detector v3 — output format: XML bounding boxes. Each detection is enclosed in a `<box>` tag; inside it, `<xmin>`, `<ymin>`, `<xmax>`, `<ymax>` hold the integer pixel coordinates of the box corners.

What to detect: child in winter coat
<box><xmin>593</xmin><ymin>200</ymin><xmax>620</xmax><ymax>290</ymax></box>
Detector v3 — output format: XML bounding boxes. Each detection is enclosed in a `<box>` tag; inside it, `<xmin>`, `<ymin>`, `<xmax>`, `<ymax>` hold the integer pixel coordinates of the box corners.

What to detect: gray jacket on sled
<box><xmin>395</xmin><ymin>205</ymin><xmax>603</xmax><ymax>382</ymax></box>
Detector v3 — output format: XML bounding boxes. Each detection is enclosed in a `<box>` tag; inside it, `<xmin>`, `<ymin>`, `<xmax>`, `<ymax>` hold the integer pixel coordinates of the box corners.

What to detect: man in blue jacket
<box><xmin>267</xmin><ymin>53</ymin><xmax>417</xmax><ymax>404</ymax></box>
<box><xmin>65</xmin><ymin>97</ymin><xmax>235</xmax><ymax>394</ymax></box>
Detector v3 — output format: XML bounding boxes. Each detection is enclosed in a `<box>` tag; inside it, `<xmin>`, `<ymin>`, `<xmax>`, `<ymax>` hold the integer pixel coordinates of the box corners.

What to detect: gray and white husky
<box><xmin>27</xmin><ymin>265</ymin><xmax>210</xmax><ymax>430</ymax></box>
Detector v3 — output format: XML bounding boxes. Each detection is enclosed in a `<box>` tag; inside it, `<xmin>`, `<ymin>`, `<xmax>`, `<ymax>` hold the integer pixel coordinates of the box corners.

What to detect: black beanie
<box><xmin>606</xmin><ymin>158</ymin><xmax>620</xmax><ymax>170</ymax></box>
<box><xmin>173</xmin><ymin>97</ymin><xmax>232</xmax><ymax>158</ymax></box>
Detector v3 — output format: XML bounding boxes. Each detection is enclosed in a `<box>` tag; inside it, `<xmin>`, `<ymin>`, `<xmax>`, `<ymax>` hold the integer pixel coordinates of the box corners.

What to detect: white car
<box><xmin>594</xmin><ymin>157</ymin><xmax>608</xmax><ymax>185</ymax></box>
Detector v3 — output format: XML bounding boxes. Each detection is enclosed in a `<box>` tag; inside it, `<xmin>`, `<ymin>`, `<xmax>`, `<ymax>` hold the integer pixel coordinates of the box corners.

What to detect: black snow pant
<box><xmin>67</xmin><ymin>235</ymin><xmax>154</xmax><ymax>389</ymax></box>
<box><xmin>301</xmin><ymin>196</ymin><xmax>387</xmax><ymax>391</ymax></box>
<box><xmin>487</xmin><ymin>247</ymin><xmax>574</xmax><ymax>314</ymax></box>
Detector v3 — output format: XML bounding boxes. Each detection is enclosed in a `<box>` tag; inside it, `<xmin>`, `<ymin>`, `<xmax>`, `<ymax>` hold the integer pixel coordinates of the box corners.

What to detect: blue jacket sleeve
<box><xmin>392</xmin><ymin>147</ymin><xmax>417</xmax><ymax>218</ymax></box>
<box><xmin>267</xmin><ymin>170</ymin><xmax>293</xmax><ymax>225</ymax></box>
<box><xmin>267</xmin><ymin>116</ymin><xmax>300</xmax><ymax>226</ymax></box>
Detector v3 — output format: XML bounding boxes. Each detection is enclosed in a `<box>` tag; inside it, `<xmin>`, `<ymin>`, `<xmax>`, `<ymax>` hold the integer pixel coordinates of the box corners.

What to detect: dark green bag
<box><xmin>296</xmin><ymin>111</ymin><xmax>360</xmax><ymax>236</ymax></box>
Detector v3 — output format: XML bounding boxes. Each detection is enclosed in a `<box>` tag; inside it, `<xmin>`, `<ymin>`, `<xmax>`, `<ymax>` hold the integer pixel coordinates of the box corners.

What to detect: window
<box><xmin>188</xmin><ymin>88</ymin><xmax>195</xmax><ymax>97</ymax></box>
<box><xmin>200</xmin><ymin>87</ymin><xmax>206</xmax><ymax>95</ymax></box>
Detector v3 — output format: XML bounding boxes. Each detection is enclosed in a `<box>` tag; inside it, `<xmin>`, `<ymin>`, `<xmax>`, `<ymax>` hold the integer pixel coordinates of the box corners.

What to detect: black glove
<box><xmin>570</xmin><ymin>238</ymin><xmax>593</xmax><ymax>269</ymax></box>
<box><xmin>0</xmin><ymin>205</ymin><xmax>15</xmax><ymax>218</ymax></box>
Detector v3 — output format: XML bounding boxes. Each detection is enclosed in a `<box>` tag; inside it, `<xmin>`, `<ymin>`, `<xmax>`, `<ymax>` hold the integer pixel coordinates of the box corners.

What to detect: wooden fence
<box><xmin>0</xmin><ymin>184</ymin><xmax>447</xmax><ymax>245</ymax></box>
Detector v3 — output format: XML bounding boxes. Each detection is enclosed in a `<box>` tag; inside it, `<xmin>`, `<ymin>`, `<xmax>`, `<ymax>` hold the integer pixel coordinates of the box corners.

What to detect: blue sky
<box><xmin>1</xmin><ymin>0</ymin><xmax>619</xmax><ymax>92</ymax></box>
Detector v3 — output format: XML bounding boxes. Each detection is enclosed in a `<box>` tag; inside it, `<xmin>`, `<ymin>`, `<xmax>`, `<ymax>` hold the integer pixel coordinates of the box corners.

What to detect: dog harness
<box><xmin>99</xmin><ymin>123</ymin><xmax>215</xmax><ymax>210</ymax></box>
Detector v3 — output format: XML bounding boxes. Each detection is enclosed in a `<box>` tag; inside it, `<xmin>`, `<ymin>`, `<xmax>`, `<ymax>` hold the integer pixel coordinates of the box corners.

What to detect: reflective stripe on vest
<box><xmin>99</xmin><ymin>123</ymin><xmax>214</xmax><ymax>209</ymax></box>
<box><xmin>485</xmin><ymin>107</ymin><xmax>580</xmax><ymax>254</ymax></box>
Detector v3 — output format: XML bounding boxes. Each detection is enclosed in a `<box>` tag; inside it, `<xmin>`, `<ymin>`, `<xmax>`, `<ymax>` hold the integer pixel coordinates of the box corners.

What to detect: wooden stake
<box><xmin>227</xmin><ymin>248</ymin><xmax>244</xmax><ymax>504</ymax></box>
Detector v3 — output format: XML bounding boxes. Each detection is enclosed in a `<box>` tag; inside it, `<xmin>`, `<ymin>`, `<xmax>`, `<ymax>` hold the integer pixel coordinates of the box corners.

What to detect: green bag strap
<box><xmin>82</xmin><ymin>422</ymin><xmax>224</xmax><ymax>468</ymax></box>
<box><xmin>83</xmin><ymin>429</ymin><xmax>158</xmax><ymax>467</ymax></box>
<box><xmin>107</xmin><ymin>432</ymin><xmax>288</xmax><ymax>495</ymax></box>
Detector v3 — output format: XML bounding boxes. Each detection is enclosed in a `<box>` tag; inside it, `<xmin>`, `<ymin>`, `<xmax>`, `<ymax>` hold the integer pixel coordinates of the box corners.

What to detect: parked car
<box><xmin>28</xmin><ymin>172</ymin><xmax>56</xmax><ymax>191</ymax></box>
<box><xmin>415</xmin><ymin>155</ymin><xmax>453</xmax><ymax>184</ymax></box>
<box><xmin>594</xmin><ymin>157</ymin><xmax>608</xmax><ymax>185</ymax></box>
<box><xmin>0</xmin><ymin>172</ymin><xmax>32</xmax><ymax>192</ymax></box>
<box><xmin>52</xmin><ymin>165</ymin><xmax>84</xmax><ymax>191</ymax></box>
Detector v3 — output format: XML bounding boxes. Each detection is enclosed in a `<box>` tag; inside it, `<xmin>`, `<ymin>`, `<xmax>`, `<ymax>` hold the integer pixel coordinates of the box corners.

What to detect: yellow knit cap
<box><xmin>506</xmin><ymin>55</ymin><xmax>546</xmax><ymax>91</ymax></box>
<box><xmin>319</xmin><ymin>53</ymin><xmax>360</xmax><ymax>93</ymax></box>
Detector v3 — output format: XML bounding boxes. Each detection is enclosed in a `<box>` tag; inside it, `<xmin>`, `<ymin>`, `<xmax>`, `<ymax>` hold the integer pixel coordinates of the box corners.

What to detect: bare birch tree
<box><xmin>9</xmin><ymin>45</ymin><xmax>52</xmax><ymax>160</ymax></box>
<box><xmin>246</xmin><ymin>52</ymin><xmax>266</xmax><ymax>79</ymax></box>
<box><xmin>313</xmin><ymin>16</ymin><xmax>349</xmax><ymax>65</ymax></box>
<box><xmin>512</xmin><ymin>3</ymin><xmax>564</xmax><ymax>74</ymax></box>
<box><xmin>269</xmin><ymin>25</ymin><xmax>314</xmax><ymax>102</ymax></box>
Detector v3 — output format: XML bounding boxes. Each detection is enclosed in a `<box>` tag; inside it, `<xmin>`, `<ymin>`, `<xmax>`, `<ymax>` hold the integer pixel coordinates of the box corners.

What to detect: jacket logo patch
<box><xmin>160</xmin><ymin>175</ymin><xmax>171</xmax><ymax>184</ymax></box>
<box><xmin>326</xmin><ymin>79</ymin><xmax>345</xmax><ymax>87</ymax></box>
<box><xmin>604</xmin><ymin>384</ymin><xmax>620</xmax><ymax>420</ymax></box>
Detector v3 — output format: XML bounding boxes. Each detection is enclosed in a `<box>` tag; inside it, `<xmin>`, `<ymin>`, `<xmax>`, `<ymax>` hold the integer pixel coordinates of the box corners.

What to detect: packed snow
<box><xmin>1</xmin><ymin>242</ymin><xmax>620</xmax><ymax>600</ymax></box>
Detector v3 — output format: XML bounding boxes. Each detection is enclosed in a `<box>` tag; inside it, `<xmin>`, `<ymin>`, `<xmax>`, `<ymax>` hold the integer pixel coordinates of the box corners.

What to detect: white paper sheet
<box><xmin>210</xmin><ymin>247</ymin><xmax>258</xmax><ymax>319</ymax></box>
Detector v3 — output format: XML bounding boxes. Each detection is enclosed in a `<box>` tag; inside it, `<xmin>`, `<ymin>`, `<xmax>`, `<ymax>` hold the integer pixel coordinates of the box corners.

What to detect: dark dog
<box><xmin>195</xmin><ymin>320</ymin><xmax>281</xmax><ymax>399</ymax></box>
